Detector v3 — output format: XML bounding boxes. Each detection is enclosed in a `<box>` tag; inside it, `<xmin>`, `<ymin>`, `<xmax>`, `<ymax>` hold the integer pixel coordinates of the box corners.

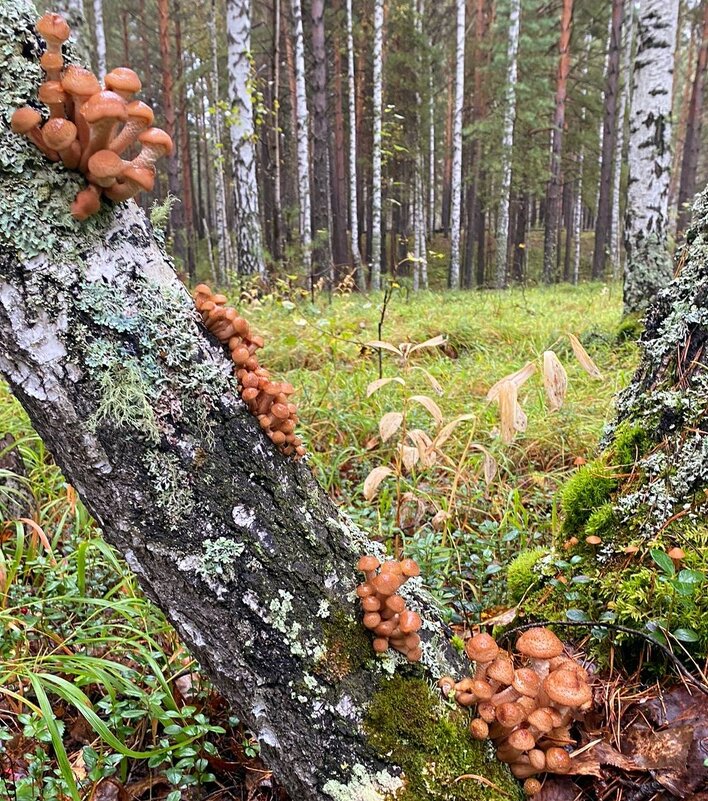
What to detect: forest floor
<box><xmin>0</xmin><ymin>282</ymin><xmax>636</xmax><ymax>801</ymax></box>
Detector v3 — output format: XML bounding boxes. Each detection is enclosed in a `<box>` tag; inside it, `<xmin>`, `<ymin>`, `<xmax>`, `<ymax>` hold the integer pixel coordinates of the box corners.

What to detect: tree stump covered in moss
<box><xmin>0</xmin><ymin>3</ymin><xmax>520</xmax><ymax>800</ymax></box>
<box><xmin>508</xmin><ymin>188</ymin><xmax>708</xmax><ymax>656</ymax></box>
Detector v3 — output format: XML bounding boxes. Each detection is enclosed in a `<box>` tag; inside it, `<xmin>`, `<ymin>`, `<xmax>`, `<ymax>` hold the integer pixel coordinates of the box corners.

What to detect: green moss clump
<box><xmin>560</xmin><ymin>459</ymin><xmax>617</xmax><ymax>534</ymax></box>
<box><xmin>317</xmin><ymin>608</ymin><xmax>373</xmax><ymax>681</ymax></box>
<box><xmin>364</xmin><ymin>676</ymin><xmax>521</xmax><ymax>801</ymax></box>
<box><xmin>611</xmin><ymin>422</ymin><xmax>650</xmax><ymax>468</ymax></box>
<box><xmin>506</xmin><ymin>548</ymin><xmax>546</xmax><ymax>602</ymax></box>
<box><xmin>584</xmin><ymin>503</ymin><xmax>616</xmax><ymax>541</ymax></box>
<box><xmin>616</xmin><ymin>314</ymin><xmax>643</xmax><ymax>343</ymax></box>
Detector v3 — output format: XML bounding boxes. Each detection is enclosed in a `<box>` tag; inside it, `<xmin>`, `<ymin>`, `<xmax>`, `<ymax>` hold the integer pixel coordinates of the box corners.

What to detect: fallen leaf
<box><xmin>363</xmin><ymin>466</ymin><xmax>394</xmax><ymax>500</ymax></box>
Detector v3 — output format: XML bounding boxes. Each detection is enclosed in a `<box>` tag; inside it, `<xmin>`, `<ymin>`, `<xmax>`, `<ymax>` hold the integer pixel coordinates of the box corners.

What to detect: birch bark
<box><xmin>370</xmin><ymin>0</ymin><xmax>384</xmax><ymax>291</ymax></box>
<box><xmin>448</xmin><ymin>0</ymin><xmax>465</xmax><ymax>289</ymax></box>
<box><xmin>346</xmin><ymin>0</ymin><xmax>365</xmax><ymax>289</ymax></box>
<box><xmin>226</xmin><ymin>0</ymin><xmax>266</xmax><ymax>275</ymax></box>
<box><xmin>494</xmin><ymin>0</ymin><xmax>521</xmax><ymax>289</ymax></box>
<box><xmin>624</xmin><ymin>0</ymin><xmax>679</xmax><ymax>314</ymax></box>
<box><xmin>92</xmin><ymin>0</ymin><xmax>106</xmax><ymax>80</ymax></box>
<box><xmin>290</xmin><ymin>0</ymin><xmax>312</xmax><ymax>278</ymax></box>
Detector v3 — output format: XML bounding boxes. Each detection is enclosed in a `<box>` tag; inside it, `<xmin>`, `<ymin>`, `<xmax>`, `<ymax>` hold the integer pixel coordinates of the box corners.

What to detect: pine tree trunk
<box><xmin>609</xmin><ymin>3</ymin><xmax>635</xmax><ymax>280</ymax></box>
<box><xmin>542</xmin><ymin>0</ymin><xmax>573</xmax><ymax>284</ymax></box>
<box><xmin>92</xmin><ymin>0</ymin><xmax>106</xmax><ymax>80</ymax></box>
<box><xmin>370</xmin><ymin>0</ymin><xmax>384</xmax><ymax>291</ymax></box>
<box><xmin>310</xmin><ymin>0</ymin><xmax>333</xmax><ymax>287</ymax></box>
<box><xmin>290</xmin><ymin>0</ymin><xmax>313</xmax><ymax>280</ymax></box>
<box><xmin>413</xmin><ymin>0</ymin><xmax>428</xmax><ymax>291</ymax></box>
<box><xmin>677</xmin><ymin>1</ymin><xmax>708</xmax><ymax>234</ymax></box>
<box><xmin>0</xmin><ymin>7</ymin><xmax>526</xmax><ymax>800</ymax></box>
<box><xmin>592</xmin><ymin>0</ymin><xmax>623</xmax><ymax>281</ymax></box>
<box><xmin>494</xmin><ymin>0</ymin><xmax>521</xmax><ymax>290</ymax></box>
<box><xmin>447</xmin><ymin>0</ymin><xmax>465</xmax><ymax>289</ymax></box>
<box><xmin>226</xmin><ymin>0</ymin><xmax>266</xmax><ymax>276</ymax></box>
<box><xmin>345</xmin><ymin>0</ymin><xmax>365</xmax><ymax>289</ymax></box>
<box><xmin>624</xmin><ymin>0</ymin><xmax>679</xmax><ymax>314</ymax></box>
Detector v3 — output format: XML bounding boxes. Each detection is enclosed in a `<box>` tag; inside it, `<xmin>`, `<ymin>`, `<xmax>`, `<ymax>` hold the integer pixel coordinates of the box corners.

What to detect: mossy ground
<box><xmin>364</xmin><ymin>677</ymin><xmax>521</xmax><ymax>801</ymax></box>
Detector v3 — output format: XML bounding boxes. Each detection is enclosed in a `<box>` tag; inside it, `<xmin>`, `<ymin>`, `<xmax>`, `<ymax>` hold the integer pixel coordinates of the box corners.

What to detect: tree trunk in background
<box><xmin>310</xmin><ymin>0</ymin><xmax>333</xmax><ymax>287</ymax></box>
<box><xmin>428</xmin><ymin>41</ymin><xmax>435</xmax><ymax>237</ymax></box>
<box><xmin>494</xmin><ymin>0</ymin><xmax>521</xmax><ymax>289</ymax></box>
<box><xmin>542</xmin><ymin>0</ymin><xmax>573</xmax><ymax>284</ymax></box>
<box><xmin>447</xmin><ymin>0</ymin><xmax>465</xmax><ymax>289</ymax></box>
<box><xmin>677</xmin><ymin>1</ymin><xmax>708</xmax><ymax>234</ymax></box>
<box><xmin>0</xmin><ymin>8</ymin><xmax>523</xmax><ymax>798</ymax></box>
<box><xmin>624</xmin><ymin>0</ymin><xmax>679</xmax><ymax>314</ymax></box>
<box><xmin>174</xmin><ymin>0</ymin><xmax>196</xmax><ymax>283</ymax></box>
<box><xmin>226</xmin><ymin>0</ymin><xmax>266</xmax><ymax>276</ymax></box>
<box><xmin>208</xmin><ymin>0</ymin><xmax>231</xmax><ymax>284</ymax></box>
<box><xmin>157</xmin><ymin>0</ymin><xmax>184</xmax><ymax>267</ymax></box>
<box><xmin>346</xmin><ymin>0</ymin><xmax>364</xmax><ymax>289</ymax></box>
<box><xmin>413</xmin><ymin>0</ymin><xmax>428</xmax><ymax>291</ymax></box>
<box><xmin>609</xmin><ymin>2</ymin><xmax>634</xmax><ymax>280</ymax></box>
<box><xmin>290</xmin><ymin>0</ymin><xmax>313</xmax><ymax>281</ymax></box>
<box><xmin>592</xmin><ymin>0</ymin><xmax>623</xmax><ymax>280</ymax></box>
<box><xmin>92</xmin><ymin>0</ymin><xmax>106</xmax><ymax>80</ymax></box>
<box><xmin>271</xmin><ymin>0</ymin><xmax>284</xmax><ymax>263</ymax></box>
<box><xmin>442</xmin><ymin>77</ymin><xmax>452</xmax><ymax>234</ymax></box>
<box><xmin>330</xmin><ymin>9</ymin><xmax>349</xmax><ymax>283</ymax></box>
<box><xmin>370</xmin><ymin>0</ymin><xmax>384</xmax><ymax>291</ymax></box>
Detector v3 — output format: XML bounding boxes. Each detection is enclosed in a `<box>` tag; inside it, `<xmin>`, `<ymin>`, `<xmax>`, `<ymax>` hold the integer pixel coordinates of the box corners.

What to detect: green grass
<box><xmin>0</xmin><ymin>281</ymin><xmax>636</xmax><ymax>799</ymax></box>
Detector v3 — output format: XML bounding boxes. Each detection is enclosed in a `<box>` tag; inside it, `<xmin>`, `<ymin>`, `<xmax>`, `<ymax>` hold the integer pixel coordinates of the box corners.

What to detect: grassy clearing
<box><xmin>0</xmin><ymin>282</ymin><xmax>635</xmax><ymax>799</ymax></box>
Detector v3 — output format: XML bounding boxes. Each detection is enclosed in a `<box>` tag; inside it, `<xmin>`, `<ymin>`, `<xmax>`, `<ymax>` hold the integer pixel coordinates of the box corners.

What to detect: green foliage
<box><xmin>364</xmin><ymin>676</ymin><xmax>521</xmax><ymax>801</ymax></box>
<box><xmin>506</xmin><ymin>547</ymin><xmax>547</xmax><ymax>602</ymax></box>
<box><xmin>616</xmin><ymin>314</ymin><xmax>644</xmax><ymax>344</ymax></box>
<box><xmin>610</xmin><ymin>422</ymin><xmax>649</xmax><ymax>468</ymax></box>
<box><xmin>584</xmin><ymin>503</ymin><xmax>616</xmax><ymax>541</ymax></box>
<box><xmin>560</xmin><ymin>459</ymin><xmax>617</xmax><ymax>535</ymax></box>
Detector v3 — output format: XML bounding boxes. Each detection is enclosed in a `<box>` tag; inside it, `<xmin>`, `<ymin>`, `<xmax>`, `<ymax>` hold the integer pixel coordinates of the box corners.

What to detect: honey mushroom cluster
<box><xmin>193</xmin><ymin>284</ymin><xmax>305</xmax><ymax>459</ymax></box>
<box><xmin>10</xmin><ymin>12</ymin><xmax>172</xmax><ymax>220</ymax></box>
<box><xmin>438</xmin><ymin>627</ymin><xmax>592</xmax><ymax>796</ymax></box>
<box><xmin>356</xmin><ymin>556</ymin><xmax>423</xmax><ymax>662</ymax></box>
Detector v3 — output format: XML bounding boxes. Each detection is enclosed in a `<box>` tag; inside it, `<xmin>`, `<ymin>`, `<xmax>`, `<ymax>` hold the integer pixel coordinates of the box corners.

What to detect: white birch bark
<box><xmin>610</xmin><ymin>3</ymin><xmax>635</xmax><ymax>279</ymax></box>
<box><xmin>370</xmin><ymin>0</ymin><xmax>384</xmax><ymax>291</ymax></box>
<box><xmin>573</xmin><ymin>34</ymin><xmax>592</xmax><ymax>285</ymax></box>
<box><xmin>412</xmin><ymin>0</ymin><xmax>428</xmax><ymax>290</ymax></box>
<box><xmin>624</xmin><ymin>0</ymin><xmax>679</xmax><ymax>313</ymax></box>
<box><xmin>92</xmin><ymin>0</ymin><xmax>106</xmax><ymax>80</ymax></box>
<box><xmin>345</xmin><ymin>0</ymin><xmax>364</xmax><ymax>290</ymax></box>
<box><xmin>209</xmin><ymin>0</ymin><xmax>232</xmax><ymax>284</ymax></box>
<box><xmin>494</xmin><ymin>0</ymin><xmax>521</xmax><ymax>289</ymax></box>
<box><xmin>448</xmin><ymin>0</ymin><xmax>465</xmax><ymax>289</ymax></box>
<box><xmin>226</xmin><ymin>0</ymin><xmax>266</xmax><ymax>275</ymax></box>
<box><xmin>290</xmin><ymin>0</ymin><xmax>312</xmax><ymax>277</ymax></box>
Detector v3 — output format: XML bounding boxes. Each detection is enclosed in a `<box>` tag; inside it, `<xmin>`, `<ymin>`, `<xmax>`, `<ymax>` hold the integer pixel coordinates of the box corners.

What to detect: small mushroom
<box><xmin>38</xmin><ymin>81</ymin><xmax>67</xmax><ymax>118</ymax></box>
<box><xmin>516</xmin><ymin>627</ymin><xmax>564</xmax><ymax>678</ymax></box>
<box><xmin>42</xmin><ymin>118</ymin><xmax>80</xmax><ymax>168</ymax></box>
<box><xmin>61</xmin><ymin>65</ymin><xmax>101</xmax><ymax>146</ymax></box>
<box><xmin>544</xmin><ymin>746</ymin><xmax>571</xmax><ymax>774</ymax></box>
<box><xmin>105</xmin><ymin>67</ymin><xmax>142</xmax><ymax>100</ymax></box>
<box><xmin>80</xmin><ymin>90</ymin><xmax>128</xmax><ymax>170</ymax></box>
<box><xmin>10</xmin><ymin>107</ymin><xmax>59</xmax><ymax>160</ymax></box>
<box><xmin>70</xmin><ymin>184</ymin><xmax>101</xmax><ymax>220</ymax></box>
<box><xmin>523</xmin><ymin>778</ymin><xmax>542</xmax><ymax>796</ymax></box>
<box><xmin>109</xmin><ymin>100</ymin><xmax>155</xmax><ymax>155</ymax></box>
<box><xmin>469</xmin><ymin>718</ymin><xmax>489</xmax><ymax>740</ymax></box>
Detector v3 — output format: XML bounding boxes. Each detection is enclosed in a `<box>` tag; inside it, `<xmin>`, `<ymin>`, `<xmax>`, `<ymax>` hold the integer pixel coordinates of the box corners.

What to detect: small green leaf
<box><xmin>650</xmin><ymin>549</ymin><xmax>675</xmax><ymax>576</ymax></box>
<box><xmin>677</xmin><ymin>569</ymin><xmax>704</xmax><ymax>584</ymax></box>
<box><xmin>565</xmin><ymin>608</ymin><xmax>589</xmax><ymax>622</ymax></box>
<box><xmin>672</xmin><ymin>627</ymin><xmax>700</xmax><ymax>642</ymax></box>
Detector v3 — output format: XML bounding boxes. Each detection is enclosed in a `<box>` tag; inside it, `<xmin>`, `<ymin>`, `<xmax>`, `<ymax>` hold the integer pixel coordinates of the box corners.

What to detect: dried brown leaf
<box><xmin>568</xmin><ymin>333</ymin><xmax>603</xmax><ymax>379</ymax></box>
<box><xmin>433</xmin><ymin>413</ymin><xmax>475</xmax><ymax>451</ymax></box>
<box><xmin>543</xmin><ymin>350</ymin><xmax>568</xmax><ymax>411</ymax></box>
<box><xmin>365</xmin><ymin>340</ymin><xmax>402</xmax><ymax>355</ymax></box>
<box><xmin>363</xmin><ymin>466</ymin><xmax>394</xmax><ymax>500</ymax></box>
<box><xmin>379</xmin><ymin>411</ymin><xmax>403</xmax><ymax>442</ymax></box>
<box><xmin>409</xmin><ymin>394</ymin><xmax>443</xmax><ymax>425</ymax></box>
<box><xmin>409</xmin><ymin>333</ymin><xmax>447</xmax><ymax>353</ymax></box>
<box><xmin>486</xmin><ymin>361</ymin><xmax>536</xmax><ymax>402</ymax></box>
<box><xmin>410</xmin><ymin>366</ymin><xmax>444</xmax><ymax>395</ymax></box>
<box><xmin>366</xmin><ymin>376</ymin><xmax>405</xmax><ymax>397</ymax></box>
<box><xmin>400</xmin><ymin>444</ymin><xmax>420</xmax><ymax>471</ymax></box>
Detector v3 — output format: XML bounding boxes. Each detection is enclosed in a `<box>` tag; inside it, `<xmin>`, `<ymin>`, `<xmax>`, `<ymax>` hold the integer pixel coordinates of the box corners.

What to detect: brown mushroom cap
<box><xmin>470</xmin><ymin>679</ymin><xmax>494</xmax><ymax>701</ymax></box>
<box><xmin>668</xmin><ymin>546</ymin><xmax>685</xmax><ymax>561</ymax></box>
<box><xmin>36</xmin><ymin>12</ymin><xmax>70</xmax><ymax>45</ymax></box>
<box><xmin>544</xmin><ymin>747</ymin><xmax>571</xmax><ymax>774</ymax></box>
<box><xmin>121</xmin><ymin>165</ymin><xmax>156</xmax><ymax>192</ymax></box>
<box><xmin>543</xmin><ymin>669</ymin><xmax>592</xmax><ymax>709</ymax></box>
<box><xmin>465</xmin><ymin>632</ymin><xmax>499</xmax><ymax>664</ymax></box>
<box><xmin>477</xmin><ymin>701</ymin><xmax>496</xmax><ymax>723</ymax></box>
<box><xmin>61</xmin><ymin>65</ymin><xmax>101</xmax><ymax>98</ymax></box>
<box><xmin>523</xmin><ymin>778</ymin><xmax>542</xmax><ymax>796</ymax></box>
<box><xmin>82</xmin><ymin>90</ymin><xmax>128</xmax><ymax>125</ymax></box>
<box><xmin>38</xmin><ymin>80</ymin><xmax>66</xmax><ymax>106</ymax></box>
<box><xmin>513</xmin><ymin>668</ymin><xmax>542</xmax><ymax>698</ymax></box>
<box><xmin>516</xmin><ymin>627</ymin><xmax>564</xmax><ymax>660</ymax></box>
<box><xmin>88</xmin><ymin>150</ymin><xmax>125</xmax><ymax>181</ymax></box>
<box><xmin>507</xmin><ymin>728</ymin><xmax>536</xmax><ymax>752</ymax></box>
<box><xmin>399</xmin><ymin>558</ymin><xmax>420</xmax><ymax>577</ymax></box>
<box><xmin>10</xmin><ymin>106</ymin><xmax>41</xmax><ymax>134</ymax></box>
<box><xmin>70</xmin><ymin>185</ymin><xmax>101</xmax><ymax>220</ymax></box>
<box><xmin>487</xmin><ymin>656</ymin><xmax>515</xmax><ymax>685</ymax></box>
<box><xmin>496</xmin><ymin>702</ymin><xmax>526</xmax><ymax>728</ymax></box>
<box><xmin>399</xmin><ymin>610</ymin><xmax>422</xmax><ymax>634</ymax></box>
<box><xmin>42</xmin><ymin>117</ymin><xmax>77</xmax><ymax>150</ymax></box>
<box><xmin>105</xmin><ymin>67</ymin><xmax>142</xmax><ymax>98</ymax></box>
<box><xmin>356</xmin><ymin>555</ymin><xmax>379</xmax><ymax>573</ymax></box>
<box><xmin>40</xmin><ymin>51</ymin><xmax>63</xmax><ymax>74</ymax></box>
<box><xmin>437</xmin><ymin>676</ymin><xmax>455</xmax><ymax>697</ymax></box>
<box><xmin>469</xmin><ymin>718</ymin><xmax>489</xmax><ymax>740</ymax></box>
<box><xmin>371</xmin><ymin>572</ymin><xmax>401</xmax><ymax>596</ymax></box>
<box><xmin>528</xmin><ymin>749</ymin><xmax>545</xmax><ymax>771</ymax></box>
<box><xmin>526</xmin><ymin>708</ymin><xmax>554</xmax><ymax>733</ymax></box>
<box><xmin>138</xmin><ymin>126</ymin><xmax>174</xmax><ymax>155</ymax></box>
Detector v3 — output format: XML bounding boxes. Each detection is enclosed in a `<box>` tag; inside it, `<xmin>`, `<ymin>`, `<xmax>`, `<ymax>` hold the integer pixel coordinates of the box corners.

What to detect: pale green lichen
<box><xmin>322</xmin><ymin>763</ymin><xmax>403</xmax><ymax>801</ymax></box>
<box><xmin>196</xmin><ymin>537</ymin><xmax>246</xmax><ymax>583</ymax></box>
<box><xmin>143</xmin><ymin>451</ymin><xmax>195</xmax><ymax>528</ymax></box>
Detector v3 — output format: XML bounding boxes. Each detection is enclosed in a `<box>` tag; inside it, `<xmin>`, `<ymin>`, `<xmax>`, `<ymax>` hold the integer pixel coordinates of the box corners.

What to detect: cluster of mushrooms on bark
<box><xmin>439</xmin><ymin>627</ymin><xmax>593</xmax><ymax>795</ymax></box>
<box><xmin>10</xmin><ymin>12</ymin><xmax>172</xmax><ymax>220</ymax></box>
<box><xmin>356</xmin><ymin>555</ymin><xmax>423</xmax><ymax>661</ymax></box>
<box><xmin>193</xmin><ymin>284</ymin><xmax>306</xmax><ymax>459</ymax></box>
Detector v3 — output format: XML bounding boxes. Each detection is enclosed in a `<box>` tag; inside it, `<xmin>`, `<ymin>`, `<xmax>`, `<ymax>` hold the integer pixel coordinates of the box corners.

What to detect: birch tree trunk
<box><xmin>447</xmin><ymin>0</ymin><xmax>465</xmax><ymax>289</ymax></box>
<box><xmin>290</xmin><ymin>0</ymin><xmax>313</xmax><ymax>280</ymax></box>
<box><xmin>370</xmin><ymin>0</ymin><xmax>384</xmax><ymax>291</ymax></box>
<box><xmin>0</xmin><ymin>7</ymin><xmax>525</xmax><ymax>800</ymax></box>
<box><xmin>209</xmin><ymin>0</ymin><xmax>233</xmax><ymax>284</ymax></box>
<box><xmin>572</xmin><ymin>35</ymin><xmax>592</xmax><ymax>286</ymax></box>
<box><xmin>413</xmin><ymin>0</ymin><xmax>428</xmax><ymax>291</ymax></box>
<box><xmin>676</xmin><ymin>0</ymin><xmax>708</xmax><ymax>234</ymax></box>
<box><xmin>542</xmin><ymin>0</ymin><xmax>573</xmax><ymax>284</ymax></box>
<box><xmin>92</xmin><ymin>0</ymin><xmax>106</xmax><ymax>80</ymax></box>
<box><xmin>345</xmin><ymin>0</ymin><xmax>365</xmax><ymax>290</ymax></box>
<box><xmin>226</xmin><ymin>0</ymin><xmax>266</xmax><ymax>276</ymax></box>
<box><xmin>592</xmin><ymin>0</ymin><xmax>623</xmax><ymax>281</ymax></box>
<box><xmin>494</xmin><ymin>0</ymin><xmax>521</xmax><ymax>290</ymax></box>
<box><xmin>624</xmin><ymin>0</ymin><xmax>679</xmax><ymax>314</ymax></box>
<box><xmin>310</xmin><ymin>0</ymin><xmax>333</xmax><ymax>287</ymax></box>
<box><xmin>609</xmin><ymin>2</ymin><xmax>635</xmax><ymax>279</ymax></box>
